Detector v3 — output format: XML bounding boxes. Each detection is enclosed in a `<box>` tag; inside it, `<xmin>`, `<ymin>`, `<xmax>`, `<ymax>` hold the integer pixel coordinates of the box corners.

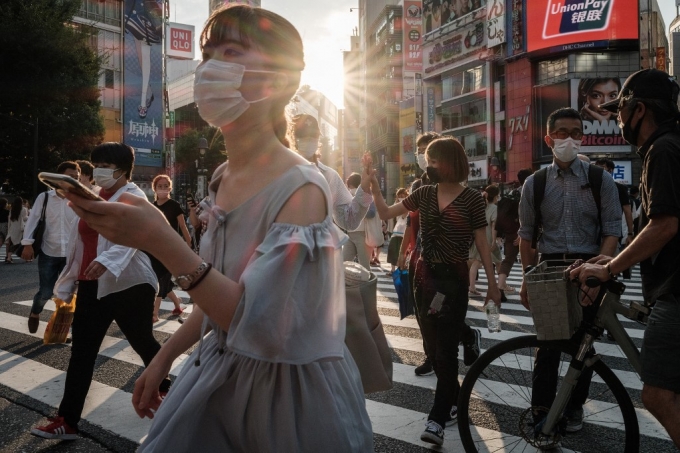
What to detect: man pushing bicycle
<box><xmin>572</xmin><ymin>69</ymin><xmax>680</xmax><ymax>449</ymax></box>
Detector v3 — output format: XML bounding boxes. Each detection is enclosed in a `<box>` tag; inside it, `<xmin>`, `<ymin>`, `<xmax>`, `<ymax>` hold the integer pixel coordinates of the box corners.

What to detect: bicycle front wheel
<box><xmin>457</xmin><ymin>335</ymin><xmax>639</xmax><ymax>452</ymax></box>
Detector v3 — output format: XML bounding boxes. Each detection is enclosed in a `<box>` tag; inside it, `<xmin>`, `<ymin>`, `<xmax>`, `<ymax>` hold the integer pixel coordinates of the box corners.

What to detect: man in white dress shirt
<box><xmin>22</xmin><ymin>161</ymin><xmax>80</xmax><ymax>333</ymax></box>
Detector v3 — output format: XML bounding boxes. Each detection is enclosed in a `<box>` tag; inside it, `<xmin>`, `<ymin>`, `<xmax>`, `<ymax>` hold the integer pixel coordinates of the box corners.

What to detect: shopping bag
<box><xmin>344</xmin><ymin>262</ymin><xmax>393</xmax><ymax>394</ymax></box>
<box><xmin>392</xmin><ymin>269</ymin><xmax>412</xmax><ymax>320</ymax></box>
<box><xmin>43</xmin><ymin>295</ymin><xmax>76</xmax><ymax>345</ymax></box>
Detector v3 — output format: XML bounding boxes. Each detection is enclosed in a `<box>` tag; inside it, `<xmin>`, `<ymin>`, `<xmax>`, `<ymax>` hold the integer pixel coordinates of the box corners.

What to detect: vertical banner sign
<box><xmin>426</xmin><ymin>87</ymin><xmax>435</xmax><ymax>131</ymax></box>
<box><xmin>404</xmin><ymin>1</ymin><xmax>423</xmax><ymax>71</ymax></box>
<box><xmin>124</xmin><ymin>0</ymin><xmax>164</xmax><ymax>167</ymax></box>
<box><xmin>511</xmin><ymin>0</ymin><xmax>524</xmax><ymax>55</ymax></box>
<box><xmin>486</xmin><ymin>0</ymin><xmax>506</xmax><ymax>48</ymax></box>
<box><xmin>656</xmin><ymin>47</ymin><xmax>667</xmax><ymax>71</ymax></box>
<box><xmin>166</xmin><ymin>23</ymin><xmax>195</xmax><ymax>60</ymax></box>
<box><xmin>376</xmin><ymin>149</ymin><xmax>387</xmax><ymax>198</ymax></box>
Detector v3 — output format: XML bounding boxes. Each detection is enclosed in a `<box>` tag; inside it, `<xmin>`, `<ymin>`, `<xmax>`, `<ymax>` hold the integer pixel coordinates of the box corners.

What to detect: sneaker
<box><xmin>28</xmin><ymin>316</ymin><xmax>39</xmax><ymax>334</ymax></box>
<box><xmin>444</xmin><ymin>406</ymin><xmax>458</xmax><ymax>426</ymax></box>
<box><xmin>463</xmin><ymin>328</ymin><xmax>481</xmax><ymax>366</ymax></box>
<box><xmin>420</xmin><ymin>420</ymin><xmax>444</xmax><ymax>446</ymax></box>
<box><xmin>565</xmin><ymin>408</ymin><xmax>584</xmax><ymax>433</ymax></box>
<box><xmin>171</xmin><ymin>307</ymin><xmax>183</xmax><ymax>316</ymax></box>
<box><xmin>414</xmin><ymin>358</ymin><xmax>434</xmax><ymax>376</ymax></box>
<box><xmin>31</xmin><ymin>416</ymin><xmax>79</xmax><ymax>440</ymax></box>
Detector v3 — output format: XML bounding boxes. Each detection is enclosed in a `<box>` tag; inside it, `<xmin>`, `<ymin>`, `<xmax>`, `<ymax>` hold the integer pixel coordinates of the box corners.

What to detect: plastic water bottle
<box><xmin>486</xmin><ymin>301</ymin><xmax>502</xmax><ymax>333</ymax></box>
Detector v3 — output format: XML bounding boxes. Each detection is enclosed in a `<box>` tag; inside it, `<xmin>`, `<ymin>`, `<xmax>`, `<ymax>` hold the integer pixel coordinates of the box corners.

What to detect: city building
<box><xmin>341</xmin><ymin>34</ymin><xmax>364</xmax><ymax>181</ymax></box>
<box><xmin>209</xmin><ymin>0</ymin><xmax>260</xmax><ymax>15</ymax></box>
<box><xmin>669</xmin><ymin>4</ymin><xmax>680</xmax><ymax>76</ymax></box>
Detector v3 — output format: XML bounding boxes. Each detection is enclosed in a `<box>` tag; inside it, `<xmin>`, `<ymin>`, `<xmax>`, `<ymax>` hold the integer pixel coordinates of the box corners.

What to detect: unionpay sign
<box><xmin>527</xmin><ymin>0</ymin><xmax>638</xmax><ymax>53</ymax></box>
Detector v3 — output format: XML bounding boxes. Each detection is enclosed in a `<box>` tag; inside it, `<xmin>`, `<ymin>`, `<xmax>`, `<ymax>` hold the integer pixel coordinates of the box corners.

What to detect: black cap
<box><xmin>292</xmin><ymin>114</ymin><xmax>320</xmax><ymax>139</ymax></box>
<box><xmin>599</xmin><ymin>69</ymin><xmax>680</xmax><ymax>113</ymax></box>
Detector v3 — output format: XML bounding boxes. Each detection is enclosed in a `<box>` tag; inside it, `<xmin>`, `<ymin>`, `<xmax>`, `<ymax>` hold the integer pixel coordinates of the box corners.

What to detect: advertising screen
<box><xmin>570</xmin><ymin>78</ymin><xmax>630</xmax><ymax>153</ymax></box>
<box><xmin>526</xmin><ymin>0</ymin><xmax>638</xmax><ymax>54</ymax></box>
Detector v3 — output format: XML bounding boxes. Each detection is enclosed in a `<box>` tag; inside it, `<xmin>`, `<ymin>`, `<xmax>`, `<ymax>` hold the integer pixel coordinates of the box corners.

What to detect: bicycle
<box><xmin>457</xmin><ymin>261</ymin><xmax>653</xmax><ymax>452</ymax></box>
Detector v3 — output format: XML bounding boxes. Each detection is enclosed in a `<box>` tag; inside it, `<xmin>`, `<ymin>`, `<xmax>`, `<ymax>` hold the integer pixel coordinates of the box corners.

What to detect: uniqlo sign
<box><xmin>527</xmin><ymin>0</ymin><xmax>638</xmax><ymax>53</ymax></box>
<box><xmin>166</xmin><ymin>23</ymin><xmax>195</xmax><ymax>60</ymax></box>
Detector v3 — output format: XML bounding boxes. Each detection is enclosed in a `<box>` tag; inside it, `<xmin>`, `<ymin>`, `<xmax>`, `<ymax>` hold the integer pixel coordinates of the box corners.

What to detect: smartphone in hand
<box><xmin>186</xmin><ymin>193</ymin><xmax>196</xmax><ymax>208</ymax></box>
<box><xmin>38</xmin><ymin>172</ymin><xmax>104</xmax><ymax>201</ymax></box>
<box><xmin>361</xmin><ymin>152</ymin><xmax>373</xmax><ymax>174</ymax></box>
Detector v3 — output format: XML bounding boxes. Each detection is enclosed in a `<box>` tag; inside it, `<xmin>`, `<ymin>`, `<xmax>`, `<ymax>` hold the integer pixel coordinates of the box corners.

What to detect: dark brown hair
<box><xmin>200</xmin><ymin>5</ymin><xmax>305</xmax><ymax>147</ymax></box>
<box><xmin>425</xmin><ymin>136</ymin><xmax>469</xmax><ymax>183</ymax></box>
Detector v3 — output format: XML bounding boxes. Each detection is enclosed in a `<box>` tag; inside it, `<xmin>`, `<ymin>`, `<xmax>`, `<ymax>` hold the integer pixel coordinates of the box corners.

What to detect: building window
<box><xmin>78</xmin><ymin>0</ymin><xmax>122</xmax><ymax>27</ymax></box>
<box><xmin>104</xmin><ymin>69</ymin><xmax>114</xmax><ymax>89</ymax></box>
<box><xmin>537</xmin><ymin>57</ymin><xmax>568</xmax><ymax>85</ymax></box>
<box><xmin>458</xmin><ymin>132</ymin><xmax>487</xmax><ymax>158</ymax></box>
<box><xmin>442</xmin><ymin>65</ymin><xmax>486</xmax><ymax>100</ymax></box>
<box><xmin>441</xmin><ymin>98</ymin><xmax>486</xmax><ymax>130</ymax></box>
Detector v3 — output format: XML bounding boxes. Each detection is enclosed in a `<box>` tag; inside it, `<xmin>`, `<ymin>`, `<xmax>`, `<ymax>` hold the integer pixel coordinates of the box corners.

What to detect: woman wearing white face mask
<box><xmin>291</xmin><ymin>113</ymin><xmax>373</xmax><ymax>232</ymax></box>
<box><xmin>31</xmin><ymin>142</ymin><xmax>170</xmax><ymax>440</ymax></box>
<box><xmin>61</xmin><ymin>5</ymin><xmax>372</xmax><ymax>451</ymax></box>
<box><xmin>150</xmin><ymin>174</ymin><xmax>192</xmax><ymax>322</ymax></box>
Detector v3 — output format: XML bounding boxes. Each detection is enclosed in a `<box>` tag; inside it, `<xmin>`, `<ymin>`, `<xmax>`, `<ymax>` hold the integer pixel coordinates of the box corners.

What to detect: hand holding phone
<box><xmin>39</xmin><ymin>172</ymin><xmax>104</xmax><ymax>201</ymax></box>
<box><xmin>361</xmin><ymin>152</ymin><xmax>373</xmax><ymax>174</ymax></box>
<box><xmin>186</xmin><ymin>193</ymin><xmax>196</xmax><ymax>208</ymax></box>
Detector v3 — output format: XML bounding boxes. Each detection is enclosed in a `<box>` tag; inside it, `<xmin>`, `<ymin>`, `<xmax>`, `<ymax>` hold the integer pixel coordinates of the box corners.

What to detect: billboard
<box><xmin>123</xmin><ymin>0</ymin><xmax>164</xmax><ymax>166</ymax></box>
<box><xmin>404</xmin><ymin>1</ymin><xmax>423</xmax><ymax>71</ymax></box>
<box><xmin>423</xmin><ymin>0</ymin><xmax>485</xmax><ymax>34</ymax></box>
<box><xmin>527</xmin><ymin>0</ymin><xmax>639</xmax><ymax>54</ymax></box>
<box><xmin>166</xmin><ymin>22</ymin><xmax>195</xmax><ymax>60</ymax></box>
<box><xmin>570</xmin><ymin>78</ymin><xmax>630</xmax><ymax>153</ymax></box>
<box><xmin>422</xmin><ymin>8</ymin><xmax>487</xmax><ymax>76</ymax></box>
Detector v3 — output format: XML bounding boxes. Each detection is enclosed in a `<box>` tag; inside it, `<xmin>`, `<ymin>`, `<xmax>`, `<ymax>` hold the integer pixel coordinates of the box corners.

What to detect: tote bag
<box><xmin>344</xmin><ymin>262</ymin><xmax>393</xmax><ymax>394</ymax></box>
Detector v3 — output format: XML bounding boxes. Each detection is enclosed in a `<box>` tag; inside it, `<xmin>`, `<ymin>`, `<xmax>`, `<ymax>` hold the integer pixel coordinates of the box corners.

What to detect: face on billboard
<box><xmin>571</xmin><ymin>78</ymin><xmax>629</xmax><ymax>152</ymax></box>
<box><xmin>527</xmin><ymin>0</ymin><xmax>638</xmax><ymax>53</ymax></box>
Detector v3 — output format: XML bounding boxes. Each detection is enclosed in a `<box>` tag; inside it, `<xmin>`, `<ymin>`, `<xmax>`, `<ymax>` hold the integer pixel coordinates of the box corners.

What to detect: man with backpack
<box><xmin>22</xmin><ymin>161</ymin><xmax>80</xmax><ymax>334</ymax></box>
<box><xmin>517</xmin><ymin>107</ymin><xmax>621</xmax><ymax>435</ymax></box>
<box><xmin>495</xmin><ymin>168</ymin><xmax>533</xmax><ymax>295</ymax></box>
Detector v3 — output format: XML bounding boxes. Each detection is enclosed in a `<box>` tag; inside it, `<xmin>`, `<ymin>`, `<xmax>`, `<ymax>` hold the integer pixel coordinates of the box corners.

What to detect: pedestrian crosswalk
<box><xmin>0</xmin><ymin>253</ymin><xmax>674</xmax><ymax>451</ymax></box>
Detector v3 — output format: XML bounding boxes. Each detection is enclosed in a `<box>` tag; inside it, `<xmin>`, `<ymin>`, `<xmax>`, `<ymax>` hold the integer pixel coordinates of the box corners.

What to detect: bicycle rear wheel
<box><xmin>457</xmin><ymin>335</ymin><xmax>639</xmax><ymax>452</ymax></box>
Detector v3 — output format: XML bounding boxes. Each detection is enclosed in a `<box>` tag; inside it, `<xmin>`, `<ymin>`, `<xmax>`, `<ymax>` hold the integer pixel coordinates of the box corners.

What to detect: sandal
<box><xmin>499</xmin><ymin>285</ymin><xmax>515</xmax><ymax>292</ymax></box>
<box><xmin>468</xmin><ymin>289</ymin><xmax>481</xmax><ymax>296</ymax></box>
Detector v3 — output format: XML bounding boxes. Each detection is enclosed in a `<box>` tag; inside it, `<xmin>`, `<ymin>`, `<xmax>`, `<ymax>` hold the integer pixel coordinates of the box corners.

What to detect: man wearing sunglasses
<box><xmin>518</xmin><ymin>107</ymin><xmax>622</xmax><ymax>436</ymax></box>
<box><xmin>572</xmin><ymin>69</ymin><xmax>680</xmax><ymax>448</ymax></box>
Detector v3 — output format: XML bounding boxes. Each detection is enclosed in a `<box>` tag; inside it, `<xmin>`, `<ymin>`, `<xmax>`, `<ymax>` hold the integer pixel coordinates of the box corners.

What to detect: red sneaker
<box><xmin>31</xmin><ymin>416</ymin><xmax>79</xmax><ymax>440</ymax></box>
<box><xmin>171</xmin><ymin>307</ymin><xmax>183</xmax><ymax>316</ymax></box>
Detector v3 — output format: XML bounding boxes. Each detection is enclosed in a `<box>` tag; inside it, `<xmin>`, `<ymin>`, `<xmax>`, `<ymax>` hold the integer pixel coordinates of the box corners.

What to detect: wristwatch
<box><xmin>172</xmin><ymin>261</ymin><xmax>211</xmax><ymax>291</ymax></box>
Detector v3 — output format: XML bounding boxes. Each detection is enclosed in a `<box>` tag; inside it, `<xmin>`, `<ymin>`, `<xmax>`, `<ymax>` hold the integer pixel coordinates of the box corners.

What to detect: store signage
<box><xmin>166</xmin><ymin>23</ymin><xmax>195</xmax><ymax>60</ymax></box>
<box><xmin>611</xmin><ymin>160</ymin><xmax>631</xmax><ymax>185</ymax></box>
<box><xmin>511</xmin><ymin>0</ymin><xmax>524</xmax><ymax>55</ymax></box>
<box><xmin>404</xmin><ymin>1</ymin><xmax>423</xmax><ymax>71</ymax></box>
<box><xmin>468</xmin><ymin>160</ymin><xmax>488</xmax><ymax>181</ymax></box>
<box><xmin>526</xmin><ymin>0</ymin><xmax>638</xmax><ymax>53</ymax></box>
<box><xmin>426</xmin><ymin>88</ymin><xmax>435</xmax><ymax>131</ymax></box>
<box><xmin>486</xmin><ymin>0</ymin><xmax>506</xmax><ymax>48</ymax></box>
<box><xmin>423</xmin><ymin>9</ymin><xmax>486</xmax><ymax>75</ymax></box>
<box><xmin>656</xmin><ymin>47</ymin><xmax>667</xmax><ymax>71</ymax></box>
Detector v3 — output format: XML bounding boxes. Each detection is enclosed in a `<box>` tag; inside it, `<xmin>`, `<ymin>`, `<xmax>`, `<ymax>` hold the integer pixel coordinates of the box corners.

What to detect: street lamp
<box><xmin>197</xmin><ymin>137</ymin><xmax>208</xmax><ymax>200</ymax></box>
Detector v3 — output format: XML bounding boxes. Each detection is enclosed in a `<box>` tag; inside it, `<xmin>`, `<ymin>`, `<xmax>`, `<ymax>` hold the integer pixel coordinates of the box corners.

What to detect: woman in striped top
<box><xmin>371</xmin><ymin>136</ymin><xmax>501</xmax><ymax>447</ymax></box>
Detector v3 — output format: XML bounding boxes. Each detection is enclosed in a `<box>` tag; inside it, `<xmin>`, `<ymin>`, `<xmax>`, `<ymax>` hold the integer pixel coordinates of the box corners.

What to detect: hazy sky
<box><xmin>170</xmin><ymin>0</ymin><xmax>680</xmax><ymax>110</ymax></box>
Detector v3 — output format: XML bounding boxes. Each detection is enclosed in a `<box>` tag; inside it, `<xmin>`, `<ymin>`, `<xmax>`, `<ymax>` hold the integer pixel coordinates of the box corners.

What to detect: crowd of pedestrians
<box><xmin>0</xmin><ymin>3</ymin><xmax>676</xmax><ymax>450</ymax></box>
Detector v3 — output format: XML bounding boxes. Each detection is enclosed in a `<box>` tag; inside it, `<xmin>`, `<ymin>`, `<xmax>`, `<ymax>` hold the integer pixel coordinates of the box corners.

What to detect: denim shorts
<box><xmin>640</xmin><ymin>295</ymin><xmax>680</xmax><ymax>393</ymax></box>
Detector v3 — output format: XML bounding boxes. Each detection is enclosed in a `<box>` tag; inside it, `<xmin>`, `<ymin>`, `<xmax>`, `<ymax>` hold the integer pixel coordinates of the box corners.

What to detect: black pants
<box><xmin>59</xmin><ymin>280</ymin><xmax>169</xmax><ymax>427</ymax></box>
<box><xmin>414</xmin><ymin>259</ymin><xmax>473</xmax><ymax>428</ymax></box>
<box><xmin>531</xmin><ymin>255</ymin><xmax>597</xmax><ymax>419</ymax></box>
<box><xmin>409</xmin><ymin>249</ymin><xmax>428</xmax><ymax>359</ymax></box>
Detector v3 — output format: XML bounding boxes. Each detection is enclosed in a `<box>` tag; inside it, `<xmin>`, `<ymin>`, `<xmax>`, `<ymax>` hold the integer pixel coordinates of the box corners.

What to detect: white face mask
<box><xmin>93</xmin><ymin>168</ymin><xmax>122</xmax><ymax>190</ymax></box>
<box><xmin>155</xmin><ymin>189</ymin><xmax>170</xmax><ymax>198</ymax></box>
<box><xmin>193</xmin><ymin>60</ymin><xmax>280</xmax><ymax>128</ymax></box>
<box><xmin>552</xmin><ymin>137</ymin><xmax>581</xmax><ymax>163</ymax></box>
<box><xmin>416</xmin><ymin>153</ymin><xmax>428</xmax><ymax>171</ymax></box>
<box><xmin>296</xmin><ymin>138</ymin><xmax>318</xmax><ymax>159</ymax></box>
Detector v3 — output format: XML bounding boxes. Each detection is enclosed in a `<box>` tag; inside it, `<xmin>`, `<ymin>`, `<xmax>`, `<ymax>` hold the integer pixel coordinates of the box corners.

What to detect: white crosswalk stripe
<box><xmin>0</xmin><ymin>247</ymin><xmax>674</xmax><ymax>451</ymax></box>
